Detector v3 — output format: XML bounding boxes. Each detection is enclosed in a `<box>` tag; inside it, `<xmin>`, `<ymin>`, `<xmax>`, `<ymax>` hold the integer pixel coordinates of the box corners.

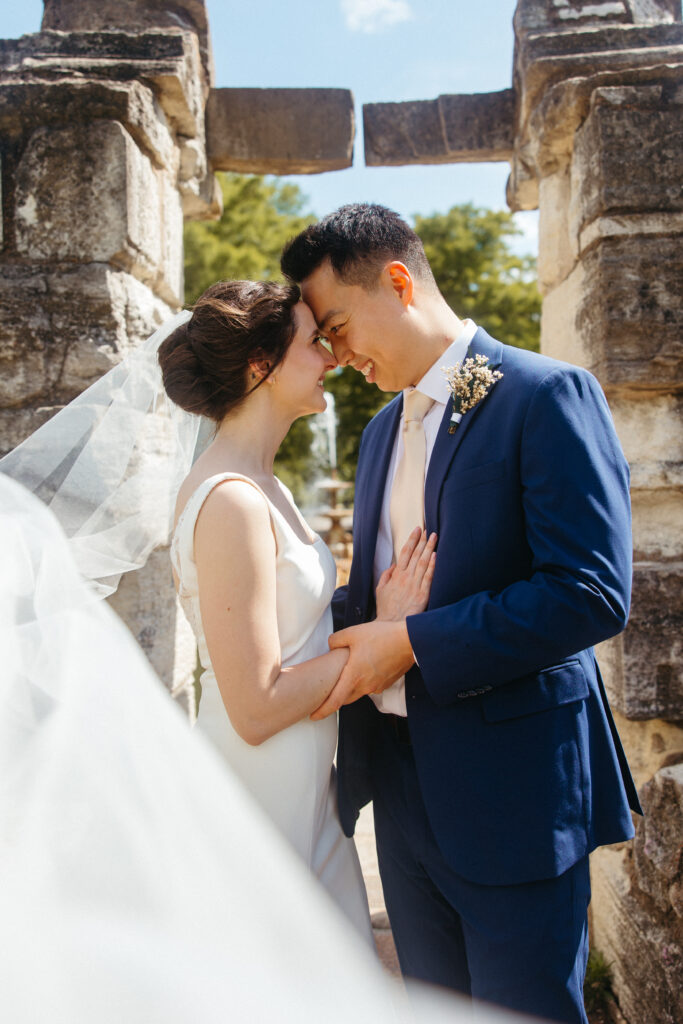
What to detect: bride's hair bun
<box><xmin>158</xmin><ymin>280</ymin><xmax>300</xmax><ymax>422</ymax></box>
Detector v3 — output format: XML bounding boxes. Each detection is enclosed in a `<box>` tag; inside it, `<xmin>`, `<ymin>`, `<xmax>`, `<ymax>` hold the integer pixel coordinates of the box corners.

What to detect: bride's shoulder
<box><xmin>175</xmin><ymin>471</ymin><xmax>262</xmax><ymax>522</ymax></box>
<box><xmin>194</xmin><ymin>476</ymin><xmax>274</xmax><ymax>548</ymax></box>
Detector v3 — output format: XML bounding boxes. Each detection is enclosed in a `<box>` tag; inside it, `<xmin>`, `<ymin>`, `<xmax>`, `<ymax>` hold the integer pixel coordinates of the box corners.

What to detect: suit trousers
<box><xmin>372</xmin><ymin>709</ymin><xmax>590</xmax><ymax>1024</ymax></box>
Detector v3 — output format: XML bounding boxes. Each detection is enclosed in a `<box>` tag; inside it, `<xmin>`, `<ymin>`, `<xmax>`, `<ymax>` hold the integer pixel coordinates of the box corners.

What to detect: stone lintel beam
<box><xmin>206</xmin><ymin>88</ymin><xmax>355</xmax><ymax>175</ymax></box>
<box><xmin>363</xmin><ymin>90</ymin><xmax>515</xmax><ymax>167</ymax></box>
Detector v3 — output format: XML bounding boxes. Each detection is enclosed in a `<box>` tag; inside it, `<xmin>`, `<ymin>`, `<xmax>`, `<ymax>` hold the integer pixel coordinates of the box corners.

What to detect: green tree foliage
<box><xmin>183</xmin><ymin>180</ymin><xmax>541</xmax><ymax>494</ymax></box>
<box><xmin>184</xmin><ymin>173</ymin><xmax>313</xmax><ymax>303</ymax></box>
<box><xmin>183</xmin><ymin>173</ymin><xmax>316</xmax><ymax>502</ymax></box>
<box><xmin>415</xmin><ymin>204</ymin><xmax>541</xmax><ymax>353</ymax></box>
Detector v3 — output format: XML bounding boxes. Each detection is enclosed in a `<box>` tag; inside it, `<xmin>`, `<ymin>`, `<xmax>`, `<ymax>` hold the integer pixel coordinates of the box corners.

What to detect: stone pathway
<box><xmin>353</xmin><ymin>803</ymin><xmax>400</xmax><ymax>976</ymax></box>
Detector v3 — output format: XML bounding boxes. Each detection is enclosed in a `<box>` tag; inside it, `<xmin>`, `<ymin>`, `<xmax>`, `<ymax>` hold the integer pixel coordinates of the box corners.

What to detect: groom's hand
<box><xmin>310</xmin><ymin>621</ymin><xmax>415</xmax><ymax>720</ymax></box>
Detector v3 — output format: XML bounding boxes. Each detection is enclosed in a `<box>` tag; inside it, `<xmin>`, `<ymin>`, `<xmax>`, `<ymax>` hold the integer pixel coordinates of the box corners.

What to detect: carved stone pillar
<box><xmin>510</xmin><ymin>4</ymin><xmax>683</xmax><ymax>1020</ymax></box>
<box><xmin>0</xmin><ymin>5</ymin><xmax>219</xmax><ymax>711</ymax></box>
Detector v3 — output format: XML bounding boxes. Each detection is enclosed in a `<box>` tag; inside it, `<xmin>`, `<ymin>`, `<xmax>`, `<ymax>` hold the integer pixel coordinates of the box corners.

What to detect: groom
<box><xmin>281</xmin><ymin>204</ymin><xmax>640</xmax><ymax>1024</ymax></box>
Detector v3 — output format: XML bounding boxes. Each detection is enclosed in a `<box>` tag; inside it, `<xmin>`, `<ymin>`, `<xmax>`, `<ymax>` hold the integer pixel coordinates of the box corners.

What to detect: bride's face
<box><xmin>273</xmin><ymin>302</ymin><xmax>337</xmax><ymax>416</ymax></box>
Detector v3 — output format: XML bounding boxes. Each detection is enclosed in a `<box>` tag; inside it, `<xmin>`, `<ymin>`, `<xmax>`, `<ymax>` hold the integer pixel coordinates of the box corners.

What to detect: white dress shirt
<box><xmin>371</xmin><ymin>319</ymin><xmax>477</xmax><ymax>716</ymax></box>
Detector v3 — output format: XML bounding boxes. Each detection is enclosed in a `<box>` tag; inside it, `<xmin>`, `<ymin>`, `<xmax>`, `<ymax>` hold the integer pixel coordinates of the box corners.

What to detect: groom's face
<box><xmin>301</xmin><ymin>259</ymin><xmax>413</xmax><ymax>392</ymax></box>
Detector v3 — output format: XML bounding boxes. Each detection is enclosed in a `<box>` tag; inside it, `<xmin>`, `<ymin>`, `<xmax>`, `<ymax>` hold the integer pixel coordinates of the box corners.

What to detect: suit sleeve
<box><xmin>406</xmin><ymin>366</ymin><xmax>632</xmax><ymax>706</ymax></box>
<box><xmin>331</xmin><ymin>585</ymin><xmax>348</xmax><ymax>632</ymax></box>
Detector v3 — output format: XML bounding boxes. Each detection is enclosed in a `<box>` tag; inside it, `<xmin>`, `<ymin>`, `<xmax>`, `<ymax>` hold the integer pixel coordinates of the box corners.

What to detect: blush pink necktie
<box><xmin>389</xmin><ymin>389</ymin><xmax>434</xmax><ymax>560</ymax></box>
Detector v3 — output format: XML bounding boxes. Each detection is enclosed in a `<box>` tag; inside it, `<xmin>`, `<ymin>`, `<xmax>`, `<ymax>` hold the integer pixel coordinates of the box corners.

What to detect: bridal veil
<box><xmin>0</xmin><ymin>310</ymin><xmax>202</xmax><ymax>598</ymax></box>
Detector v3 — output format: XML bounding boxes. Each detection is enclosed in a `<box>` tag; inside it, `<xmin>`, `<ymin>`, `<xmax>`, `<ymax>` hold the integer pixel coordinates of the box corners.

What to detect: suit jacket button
<box><xmin>354</xmin><ymin>606</ymin><xmax>362</xmax><ymax>618</ymax></box>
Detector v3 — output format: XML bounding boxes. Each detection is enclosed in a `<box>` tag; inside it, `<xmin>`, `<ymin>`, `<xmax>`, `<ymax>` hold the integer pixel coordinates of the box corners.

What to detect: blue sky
<box><xmin>5</xmin><ymin>0</ymin><xmax>538</xmax><ymax>253</ymax></box>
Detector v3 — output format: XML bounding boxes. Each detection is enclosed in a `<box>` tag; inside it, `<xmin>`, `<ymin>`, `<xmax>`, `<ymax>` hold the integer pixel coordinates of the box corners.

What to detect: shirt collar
<box><xmin>407</xmin><ymin>319</ymin><xmax>477</xmax><ymax>407</ymax></box>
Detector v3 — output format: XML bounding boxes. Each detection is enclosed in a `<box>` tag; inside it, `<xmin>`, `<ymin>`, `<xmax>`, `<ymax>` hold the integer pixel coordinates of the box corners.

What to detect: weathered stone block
<box><xmin>159</xmin><ymin>170</ymin><xmax>184</xmax><ymax>305</ymax></box>
<box><xmin>631</xmin><ymin>489</ymin><xmax>683</xmax><ymax>561</ymax></box>
<box><xmin>108</xmin><ymin>546</ymin><xmax>197</xmax><ymax>716</ymax></box>
<box><xmin>577</xmin><ymin>210</ymin><xmax>683</xmax><ymax>257</ymax></box>
<box><xmin>537</xmin><ymin>166</ymin><xmax>576</xmax><ymax>291</ymax></box>
<box><xmin>571</xmin><ymin>84</ymin><xmax>683</xmax><ymax>235</ymax></box>
<box><xmin>364</xmin><ymin>98</ymin><xmax>443</xmax><ymax>166</ymax></box>
<box><xmin>634</xmin><ymin>762</ymin><xmax>683</xmax><ymax>917</ymax></box>
<box><xmin>439</xmin><ymin>91</ymin><xmax>515</xmax><ymax>161</ymax></box>
<box><xmin>0</xmin><ymin>406</ymin><xmax>61</xmax><ymax>459</ymax></box>
<box><xmin>15</xmin><ymin>121</ymin><xmax>156</xmax><ymax>262</ymax></box>
<box><xmin>611</xmin><ymin>392</ymin><xmax>683</xmax><ymax>567</ymax></box>
<box><xmin>179</xmin><ymin>161</ymin><xmax>222</xmax><ymax>221</ymax></box>
<box><xmin>514</xmin><ymin>0</ymin><xmax>677</xmax><ymax>34</ymax></box>
<box><xmin>0</xmin><ymin>30</ymin><xmax>206</xmax><ymax>139</ymax></box>
<box><xmin>13</xmin><ymin>120</ymin><xmax>182</xmax><ymax>306</ymax></box>
<box><xmin>206</xmin><ymin>88</ymin><xmax>354</xmax><ymax>174</ymax></box>
<box><xmin>609</xmin><ymin>393</ymin><xmax>683</xmax><ymax>489</ymax></box>
<box><xmin>591</xmin><ymin>843</ymin><xmax>683</xmax><ymax>1024</ymax></box>
<box><xmin>515</xmin><ymin>22</ymin><xmax>683</xmax><ymax>146</ymax></box>
<box><xmin>0</xmin><ymin>79</ymin><xmax>175</xmax><ymax>170</ymax></box>
<box><xmin>601</xmin><ymin>563</ymin><xmax>683</xmax><ymax>719</ymax></box>
<box><xmin>41</xmin><ymin>0</ymin><xmax>213</xmax><ymax>84</ymax></box>
<box><xmin>579</xmin><ymin>235</ymin><xmax>683</xmax><ymax>390</ymax></box>
<box><xmin>543</xmin><ymin>235</ymin><xmax>683</xmax><ymax>391</ymax></box>
<box><xmin>0</xmin><ymin>265</ymin><xmax>170</xmax><ymax>409</ymax></box>
<box><xmin>364</xmin><ymin>90</ymin><xmax>514</xmax><ymax>167</ymax></box>
<box><xmin>540</xmin><ymin>257</ymin><xmax>587</xmax><ymax>359</ymax></box>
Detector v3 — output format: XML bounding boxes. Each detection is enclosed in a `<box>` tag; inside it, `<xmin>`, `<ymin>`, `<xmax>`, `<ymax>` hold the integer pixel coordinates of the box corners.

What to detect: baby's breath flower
<box><xmin>441</xmin><ymin>354</ymin><xmax>503</xmax><ymax>434</ymax></box>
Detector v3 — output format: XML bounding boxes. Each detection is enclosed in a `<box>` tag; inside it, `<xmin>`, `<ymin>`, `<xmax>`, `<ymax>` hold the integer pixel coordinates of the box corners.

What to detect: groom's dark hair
<box><xmin>281</xmin><ymin>203</ymin><xmax>437</xmax><ymax>292</ymax></box>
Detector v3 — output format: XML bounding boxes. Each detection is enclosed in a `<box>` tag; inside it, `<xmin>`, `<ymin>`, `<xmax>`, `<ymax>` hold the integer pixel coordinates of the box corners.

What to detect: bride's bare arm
<box><xmin>195</xmin><ymin>481</ymin><xmax>348</xmax><ymax>745</ymax></box>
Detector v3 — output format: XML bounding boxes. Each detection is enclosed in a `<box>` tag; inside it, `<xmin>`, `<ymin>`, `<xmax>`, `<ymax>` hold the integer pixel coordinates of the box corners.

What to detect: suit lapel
<box><xmin>424</xmin><ymin>328</ymin><xmax>505</xmax><ymax>536</ymax></box>
<box><xmin>357</xmin><ymin>396</ymin><xmax>402</xmax><ymax>602</ymax></box>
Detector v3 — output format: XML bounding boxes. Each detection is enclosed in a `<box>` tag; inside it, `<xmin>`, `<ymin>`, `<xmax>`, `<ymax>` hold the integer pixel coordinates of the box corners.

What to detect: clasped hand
<box><xmin>311</xmin><ymin>528</ymin><xmax>436</xmax><ymax>720</ymax></box>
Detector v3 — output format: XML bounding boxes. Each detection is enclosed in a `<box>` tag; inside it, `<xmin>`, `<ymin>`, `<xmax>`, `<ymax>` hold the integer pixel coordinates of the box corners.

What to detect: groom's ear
<box><xmin>386</xmin><ymin>262</ymin><xmax>414</xmax><ymax>307</ymax></box>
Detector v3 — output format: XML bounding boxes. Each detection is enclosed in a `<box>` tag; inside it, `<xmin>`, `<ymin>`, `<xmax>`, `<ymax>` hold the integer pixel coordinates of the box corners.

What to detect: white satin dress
<box><xmin>171</xmin><ymin>472</ymin><xmax>373</xmax><ymax>942</ymax></box>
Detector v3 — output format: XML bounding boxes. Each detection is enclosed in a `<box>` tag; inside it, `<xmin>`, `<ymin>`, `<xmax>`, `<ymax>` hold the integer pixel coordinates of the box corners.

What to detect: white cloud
<box><xmin>341</xmin><ymin>0</ymin><xmax>413</xmax><ymax>34</ymax></box>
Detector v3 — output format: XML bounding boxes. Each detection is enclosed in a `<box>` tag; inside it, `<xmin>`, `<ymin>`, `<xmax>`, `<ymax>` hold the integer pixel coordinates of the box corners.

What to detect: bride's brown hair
<box><xmin>158</xmin><ymin>280</ymin><xmax>301</xmax><ymax>422</ymax></box>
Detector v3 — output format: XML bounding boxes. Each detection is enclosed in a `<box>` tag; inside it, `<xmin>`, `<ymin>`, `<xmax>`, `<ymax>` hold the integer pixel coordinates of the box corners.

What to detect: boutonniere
<box><xmin>441</xmin><ymin>354</ymin><xmax>503</xmax><ymax>434</ymax></box>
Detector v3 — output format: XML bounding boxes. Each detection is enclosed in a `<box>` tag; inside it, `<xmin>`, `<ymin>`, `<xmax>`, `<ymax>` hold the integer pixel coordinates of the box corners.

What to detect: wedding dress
<box><xmin>171</xmin><ymin>471</ymin><xmax>373</xmax><ymax>942</ymax></box>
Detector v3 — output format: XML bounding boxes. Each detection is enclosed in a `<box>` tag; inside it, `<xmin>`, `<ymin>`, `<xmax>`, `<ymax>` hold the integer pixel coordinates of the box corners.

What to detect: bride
<box><xmin>156</xmin><ymin>279</ymin><xmax>436</xmax><ymax>939</ymax></box>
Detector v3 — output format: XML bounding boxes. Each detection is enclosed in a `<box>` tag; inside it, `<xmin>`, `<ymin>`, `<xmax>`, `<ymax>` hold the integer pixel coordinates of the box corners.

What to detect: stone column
<box><xmin>510</xmin><ymin>3</ymin><xmax>683</xmax><ymax>1020</ymax></box>
<box><xmin>0</xmin><ymin>5</ymin><xmax>219</xmax><ymax>711</ymax></box>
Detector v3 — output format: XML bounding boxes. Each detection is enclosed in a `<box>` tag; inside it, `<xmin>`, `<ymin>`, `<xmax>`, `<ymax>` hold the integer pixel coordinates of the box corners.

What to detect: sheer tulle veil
<box><xmin>0</xmin><ymin>310</ymin><xmax>203</xmax><ymax>598</ymax></box>
<box><xmin>0</xmin><ymin>473</ymin><xmax>386</xmax><ymax>1021</ymax></box>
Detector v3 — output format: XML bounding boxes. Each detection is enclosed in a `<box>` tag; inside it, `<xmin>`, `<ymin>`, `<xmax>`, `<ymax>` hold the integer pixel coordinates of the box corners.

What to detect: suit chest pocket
<box><xmin>441</xmin><ymin>458</ymin><xmax>507</xmax><ymax>496</ymax></box>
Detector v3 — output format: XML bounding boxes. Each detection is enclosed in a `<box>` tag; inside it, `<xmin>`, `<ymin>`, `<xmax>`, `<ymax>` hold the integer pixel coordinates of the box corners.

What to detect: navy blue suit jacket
<box><xmin>334</xmin><ymin>328</ymin><xmax>641</xmax><ymax>887</ymax></box>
